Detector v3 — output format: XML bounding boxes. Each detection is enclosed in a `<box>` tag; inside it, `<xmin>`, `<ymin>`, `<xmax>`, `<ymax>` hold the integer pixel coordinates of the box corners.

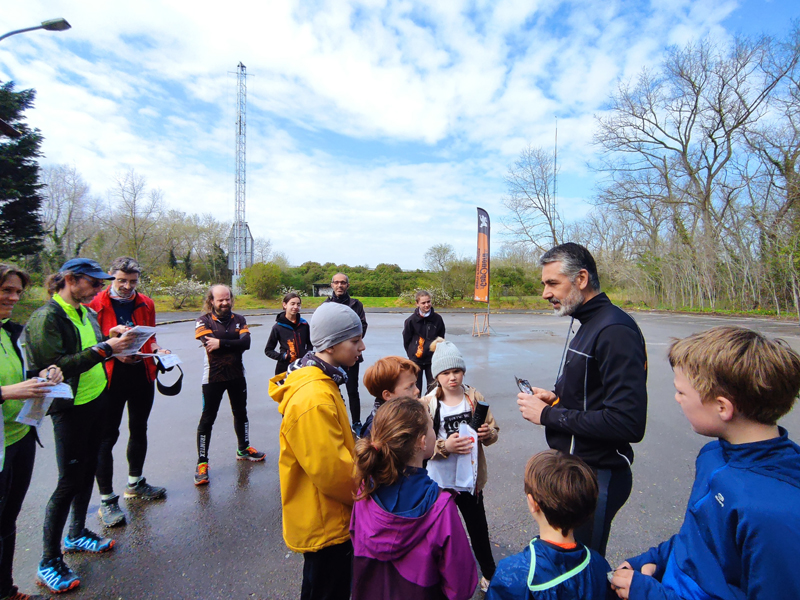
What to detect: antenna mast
<box><xmin>229</xmin><ymin>61</ymin><xmax>253</xmax><ymax>291</ymax></box>
<box><xmin>553</xmin><ymin>116</ymin><xmax>558</xmax><ymax>207</ymax></box>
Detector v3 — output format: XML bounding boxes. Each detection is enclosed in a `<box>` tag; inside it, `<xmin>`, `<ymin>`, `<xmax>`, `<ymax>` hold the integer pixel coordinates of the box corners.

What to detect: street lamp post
<box><xmin>0</xmin><ymin>18</ymin><xmax>71</xmax><ymax>137</ymax></box>
<box><xmin>0</xmin><ymin>18</ymin><xmax>71</xmax><ymax>43</ymax></box>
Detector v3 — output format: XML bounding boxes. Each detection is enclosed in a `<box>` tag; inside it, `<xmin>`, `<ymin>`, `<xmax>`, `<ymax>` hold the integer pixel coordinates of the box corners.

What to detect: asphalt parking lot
<box><xmin>13</xmin><ymin>309</ymin><xmax>800</xmax><ymax>599</ymax></box>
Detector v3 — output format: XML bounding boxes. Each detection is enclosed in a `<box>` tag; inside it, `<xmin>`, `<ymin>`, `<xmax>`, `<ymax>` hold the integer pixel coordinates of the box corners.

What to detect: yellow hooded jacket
<box><xmin>269</xmin><ymin>365</ymin><xmax>356</xmax><ymax>553</ymax></box>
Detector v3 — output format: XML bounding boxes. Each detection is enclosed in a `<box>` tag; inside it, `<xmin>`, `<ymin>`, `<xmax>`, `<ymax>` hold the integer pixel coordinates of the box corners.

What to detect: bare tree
<box><xmin>253</xmin><ymin>236</ymin><xmax>273</xmax><ymax>263</ymax></box>
<box><xmin>502</xmin><ymin>144</ymin><xmax>562</xmax><ymax>251</ymax></box>
<box><xmin>104</xmin><ymin>169</ymin><xmax>164</xmax><ymax>267</ymax></box>
<box><xmin>424</xmin><ymin>243</ymin><xmax>457</xmax><ymax>294</ymax></box>
<box><xmin>39</xmin><ymin>164</ymin><xmax>98</xmax><ymax>264</ymax></box>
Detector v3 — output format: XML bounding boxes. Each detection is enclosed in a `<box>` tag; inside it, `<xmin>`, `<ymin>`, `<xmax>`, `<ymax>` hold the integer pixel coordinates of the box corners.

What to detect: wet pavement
<box><xmin>13</xmin><ymin>310</ymin><xmax>800</xmax><ymax>599</ymax></box>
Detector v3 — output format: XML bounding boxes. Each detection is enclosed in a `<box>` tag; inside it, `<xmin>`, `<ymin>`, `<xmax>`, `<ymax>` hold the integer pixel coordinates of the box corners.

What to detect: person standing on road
<box><xmin>87</xmin><ymin>257</ymin><xmax>170</xmax><ymax>528</ymax></box>
<box><xmin>0</xmin><ymin>264</ymin><xmax>64</xmax><ymax>600</ymax></box>
<box><xmin>516</xmin><ymin>243</ymin><xmax>647</xmax><ymax>557</ymax></box>
<box><xmin>25</xmin><ymin>258</ymin><xmax>134</xmax><ymax>594</ymax></box>
<box><xmin>194</xmin><ymin>284</ymin><xmax>264</xmax><ymax>486</ymax></box>
<box><xmin>264</xmin><ymin>292</ymin><xmax>312</xmax><ymax>376</ymax></box>
<box><xmin>325</xmin><ymin>273</ymin><xmax>367</xmax><ymax>434</ymax></box>
<box><xmin>268</xmin><ymin>301</ymin><xmax>365</xmax><ymax>600</ymax></box>
<box><xmin>402</xmin><ymin>289</ymin><xmax>445</xmax><ymax>394</ymax></box>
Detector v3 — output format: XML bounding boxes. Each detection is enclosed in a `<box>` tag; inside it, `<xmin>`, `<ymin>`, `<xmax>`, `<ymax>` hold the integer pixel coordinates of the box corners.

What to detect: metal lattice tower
<box><xmin>229</xmin><ymin>61</ymin><xmax>253</xmax><ymax>290</ymax></box>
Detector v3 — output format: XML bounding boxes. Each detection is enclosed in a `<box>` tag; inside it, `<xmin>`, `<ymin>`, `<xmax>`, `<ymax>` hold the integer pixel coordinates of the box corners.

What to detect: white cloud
<box><xmin>2</xmin><ymin>0</ymin><xmax>789</xmax><ymax>268</ymax></box>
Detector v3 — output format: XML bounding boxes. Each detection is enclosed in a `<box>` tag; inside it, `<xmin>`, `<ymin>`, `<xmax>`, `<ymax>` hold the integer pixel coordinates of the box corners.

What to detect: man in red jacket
<box><xmin>88</xmin><ymin>257</ymin><xmax>170</xmax><ymax>528</ymax></box>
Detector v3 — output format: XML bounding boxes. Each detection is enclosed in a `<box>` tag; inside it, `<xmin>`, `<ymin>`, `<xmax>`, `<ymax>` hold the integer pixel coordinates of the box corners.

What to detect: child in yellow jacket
<box><xmin>269</xmin><ymin>302</ymin><xmax>365</xmax><ymax>600</ymax></box>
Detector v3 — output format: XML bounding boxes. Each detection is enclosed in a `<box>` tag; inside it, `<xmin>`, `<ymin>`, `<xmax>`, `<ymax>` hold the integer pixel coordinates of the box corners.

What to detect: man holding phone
<box><xmin>516</xmin><ymin>243</ymin><xmax>647</xmax><ymax>557</ymax></box>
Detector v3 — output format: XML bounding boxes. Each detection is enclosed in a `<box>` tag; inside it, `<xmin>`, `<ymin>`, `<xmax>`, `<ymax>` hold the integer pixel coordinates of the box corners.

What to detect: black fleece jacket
<box><xmin>402</xmin><ymin>308</ymin><xmax>446</xmax><ymax>365</ymax></box>
<box><xmin>264</xmin><ymin>312</ymin><xmax>312</xmax><ymax>375</ymax></box>
<box><xmin>540</xmin><ymin>293</ymin><xmax>648</xmax><ymax>470</ymax></box>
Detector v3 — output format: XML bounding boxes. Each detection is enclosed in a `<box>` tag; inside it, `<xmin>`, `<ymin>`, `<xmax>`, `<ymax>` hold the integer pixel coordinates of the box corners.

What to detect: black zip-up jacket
<box><xmin>264</xmin><ymin>312</ymin><xmax>312</xmax><ymax>375</ymax></box>
<box><xmin>402</xmin><ymin>308</ymin><xmax>446</xmax><ymax>365</ymax></box>
<box><xmin>540</xmin><ymin>293</ymin><xmax>647</xmax><ymax>470</ymax></box>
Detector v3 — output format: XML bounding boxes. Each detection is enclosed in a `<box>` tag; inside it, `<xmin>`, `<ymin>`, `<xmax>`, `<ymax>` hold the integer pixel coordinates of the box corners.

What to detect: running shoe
<box><xmin>36</xmin><ymin>556</ymin><xmax>80</xmax><ymax>594</ymax></box>
<box><xmin>194</xmin><ymin>462</ymin><xmax>209</xmax><ymax>485</ymax></box>
<box><xmin>123</xmin><ymin>478</ymin><xmax>166</xmax><ymax>500</ymax></box>
<box><xmin>63</xmin><ymin>529</ymin><xmax>114</xmax><ymax>554</ymax></box>
<box><xmin>0</xmin><ymin>584</ymin><xmax>53</xmax><ymax>599</ymax></box>
<box><xmin>97</xmin><ymin>495</ymin><xmax>126</xmax><ymax>527</ymax></box>
<box><xmin>236</xmin><ymin>447</ymin><xmax>266</xmax><ymax>462</ymax></box>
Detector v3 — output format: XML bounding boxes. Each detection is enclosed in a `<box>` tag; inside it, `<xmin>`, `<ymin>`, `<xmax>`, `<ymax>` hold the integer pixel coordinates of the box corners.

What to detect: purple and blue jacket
<box><xmin>350</xmin><ymin>469</ymin><xmax>478</xmax><ymax>600</ymax></box>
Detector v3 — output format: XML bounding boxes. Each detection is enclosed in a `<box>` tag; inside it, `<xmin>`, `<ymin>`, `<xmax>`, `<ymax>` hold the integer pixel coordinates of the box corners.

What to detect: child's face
<box><xmin>325</xmin><ymin>335</ymin><xmax>365</xmax><ymax>368</ymax></box>
<box><xmin>437</xmin><ymin>368</ymin><xmax>464</xmax><ymax>391</ymax></box>
<box><xmin>283</xmin><ymin>297</ymin><xmax>301</xmax><ymax>316</ymax></box>
<box><xmin>416</xmin><ymin>295</ymin><xmax>432</xmax><ymax>312</ymax></box>
<box><xmin>673</xmin><ymin>367</ymin><xmax>723</xmax><ymax>437</ymax></box>
<box><xmin>386</xmin><ymin>370</ymin><xmax>419</xmax><ymax>401</ymax></box>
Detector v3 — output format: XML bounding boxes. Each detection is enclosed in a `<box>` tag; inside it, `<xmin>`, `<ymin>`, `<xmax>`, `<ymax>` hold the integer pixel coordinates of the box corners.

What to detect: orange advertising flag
<box><xmin>474</xmin><ymin>208</ymin><xmax>490</xmax><ymax>302</ymax></box>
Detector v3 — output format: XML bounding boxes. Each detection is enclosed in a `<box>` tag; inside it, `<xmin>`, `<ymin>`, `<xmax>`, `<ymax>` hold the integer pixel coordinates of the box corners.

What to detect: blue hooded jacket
<box><xmin>626</xmin><ymin>427</ymin><xmax>800</xmax><ymax>600</ymax></box>
<box><xmin>486</xmin><ymin>537</ymin><xmax>614</xmax><ymax>600</ymax></box>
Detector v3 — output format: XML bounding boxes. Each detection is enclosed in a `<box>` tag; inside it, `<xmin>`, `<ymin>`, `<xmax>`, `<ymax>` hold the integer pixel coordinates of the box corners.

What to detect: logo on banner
<box><xmin>479</xmin><ymin>214</ymin><xmax>488</xmax><ymax>230</ymax></box>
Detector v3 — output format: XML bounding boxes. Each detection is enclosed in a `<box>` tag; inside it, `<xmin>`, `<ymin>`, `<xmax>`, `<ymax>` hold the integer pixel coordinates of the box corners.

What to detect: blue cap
<box><xmin>59</xmin><ymin>258</ymin><xmax>114</xmax><ymax>280</ymax></box>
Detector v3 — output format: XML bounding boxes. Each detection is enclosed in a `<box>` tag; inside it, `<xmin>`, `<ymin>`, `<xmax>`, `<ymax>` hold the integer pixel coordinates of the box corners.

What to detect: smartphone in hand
<box><xmin>515</xmin><ymin>376</ymin><xmax>533</xmax><ymax>395</ymax></box>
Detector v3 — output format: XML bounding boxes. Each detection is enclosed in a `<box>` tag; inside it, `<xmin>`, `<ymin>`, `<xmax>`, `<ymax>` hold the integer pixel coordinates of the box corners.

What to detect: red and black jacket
<box><xmin>87</xmin><ymin>289</ymin><xmax>158</xmax><ymax>384</ymax></box>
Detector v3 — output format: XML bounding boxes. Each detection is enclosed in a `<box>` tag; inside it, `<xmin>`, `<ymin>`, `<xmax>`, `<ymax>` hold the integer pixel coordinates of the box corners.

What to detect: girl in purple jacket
<box><xmin>350</xmin><ymin>397</ymin><xmax>478</xmax><ymax>600</ymax></box>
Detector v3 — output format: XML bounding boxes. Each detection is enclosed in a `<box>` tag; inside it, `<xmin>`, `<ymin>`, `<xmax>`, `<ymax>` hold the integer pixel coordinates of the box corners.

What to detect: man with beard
<box><xmin>194</xmin><ymin>285</ymin><xmax>264</xmax><ymax>486</ymax></box>
<box><xmin>324</xmin><ymin>273</ymin><xmax>368</xmax><ymax>435</ymax></box>
<box><xmin>88</xmin><ymin>257</ymin><xmax>170</xmax><ymax>528</ymax></box>
<box><xmin>516</xmin><ymin>243</ymin><xmax>647</xmax><ymax>556</ymax></box>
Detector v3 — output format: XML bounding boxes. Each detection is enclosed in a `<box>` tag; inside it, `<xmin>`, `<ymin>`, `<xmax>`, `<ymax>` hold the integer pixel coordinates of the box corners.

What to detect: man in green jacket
<box><xmin>25</xmin><ymin>258</ymin><xmax>133</xmax><ymax>595</ymax></box>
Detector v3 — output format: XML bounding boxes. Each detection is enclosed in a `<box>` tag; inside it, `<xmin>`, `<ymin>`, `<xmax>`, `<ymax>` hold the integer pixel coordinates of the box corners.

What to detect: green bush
<box><xmin>241</xmin><ymin>262</ymin><xmax>282</xmax><ymax>299</ymax></box>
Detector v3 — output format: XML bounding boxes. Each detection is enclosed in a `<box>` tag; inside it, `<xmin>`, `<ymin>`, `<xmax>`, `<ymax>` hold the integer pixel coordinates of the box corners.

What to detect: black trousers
<box><xmin>343</xmin><ymin>363</ymin><xmax>361</xmax><ymax>424</ymax></box>
<box><xmin>0</xmin><ymin>429</ymin><xmax>36</xmax><ymax>595</ymax></box>
<box><xmin>43</xmin><ymin>394</ymin><xmax>106</xmax><ymax>560</ymax></box>
<box><xmin>197</xmin><ymin>377</ymin><xmax>249</xmax><ymax>462</ymax></box>
<box><xmin>455</xmin><ymin>491</ymin><xmax>496</xmax><ymax>580</ymax></box>
<box><xmin>574</xmin><ymin>465</ymin><xmax>633</xmax><ymax>556</ymax></box>
<box><xmin>96</xmin><ymin>361</ymin><xmax>155</xmax><ymax>495</ymax></box>
<box><xmin>301</xmin><ymin>540</ymin><xmax>352</xmax><ymax>600</ymax></box>
<box><xmin>414</xmin><ymin>362</ymin><xmax>434</xmax><ymax>395</ymax></box>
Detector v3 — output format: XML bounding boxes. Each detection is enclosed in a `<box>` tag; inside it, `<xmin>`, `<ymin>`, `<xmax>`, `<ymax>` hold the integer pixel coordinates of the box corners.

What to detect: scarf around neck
<box><xmin>285</xmin><ymin>350</ymin><xmax>347</xmax><ymax>386</ymax></box>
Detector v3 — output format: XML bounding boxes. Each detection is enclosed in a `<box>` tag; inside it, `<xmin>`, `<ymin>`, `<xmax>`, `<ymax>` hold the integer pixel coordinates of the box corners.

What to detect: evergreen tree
<box><xmin>0</xmin><ymin>81</ymin><xmax>44</xmax><ymax>258</ymax></box>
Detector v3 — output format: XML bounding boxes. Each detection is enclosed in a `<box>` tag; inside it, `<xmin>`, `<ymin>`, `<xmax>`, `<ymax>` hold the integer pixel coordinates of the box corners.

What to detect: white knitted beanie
<box><xmin>430</xmin><ymin>337</ymin><xmax>466</xmax><ymax>379</ymax></box>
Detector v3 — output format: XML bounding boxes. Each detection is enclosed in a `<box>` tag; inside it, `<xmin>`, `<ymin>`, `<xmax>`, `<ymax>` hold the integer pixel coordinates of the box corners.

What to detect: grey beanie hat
<box><xmin>430</xmin><ymin>338</ymin><xmax>466</xmax><ymax>380</ymax></box>
<box><xmin>311</xmin><ymin>302</ymin><xmax>363</xmax><ymax>351</ymax></box>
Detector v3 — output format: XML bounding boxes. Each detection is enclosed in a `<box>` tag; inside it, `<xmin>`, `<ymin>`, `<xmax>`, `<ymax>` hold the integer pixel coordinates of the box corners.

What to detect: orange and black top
<box><xmin>195</xmin><ymin>311</ymin><xmax>250</xmax><ymax>384</ymax></box>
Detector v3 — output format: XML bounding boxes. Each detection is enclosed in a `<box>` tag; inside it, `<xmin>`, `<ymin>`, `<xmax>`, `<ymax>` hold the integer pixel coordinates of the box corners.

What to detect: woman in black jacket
<box><xmin>264</xmin><ymin>293</ymin><xmax>312</xmax><ymax>375</ymax></box>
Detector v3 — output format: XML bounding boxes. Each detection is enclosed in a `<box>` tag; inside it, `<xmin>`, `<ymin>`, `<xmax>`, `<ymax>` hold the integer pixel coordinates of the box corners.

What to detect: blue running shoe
<box><xmin>36</xmin><ymin>556</ymin><xmax>80</xmax><ymax>594</ymax></box>
<box><xmin>63</xmin><ymin>529</ymin><xmax>114</xmax><ymax>554</ymax></box>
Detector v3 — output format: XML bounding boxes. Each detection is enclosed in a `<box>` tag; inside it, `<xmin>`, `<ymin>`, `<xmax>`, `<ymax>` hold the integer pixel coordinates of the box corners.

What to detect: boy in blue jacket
<box><xmin>611</xmin><ymin>326</ymin><xmax>800</xmax><ymax>600</ymax></box>
<box><xmin>487</xmin><ymin>450</ymin><xmax>615</xmax><ymax>599</ymax></box>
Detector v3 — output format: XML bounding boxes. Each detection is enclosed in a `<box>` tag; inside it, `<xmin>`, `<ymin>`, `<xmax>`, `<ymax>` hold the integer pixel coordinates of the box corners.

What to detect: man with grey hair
<box><xmin>88</xmin><ymin>257</ymin><xmax>170</xmax><ymax>528</ymax></box>
<box><xmin>325</xmin><ymin>272</ymin><xmax>368</xmax><ymax>434</ymax></box>
<box><xmin>516</xmin><ymin>242</ymin><xmax>647</xmax><ymax>556</ymax></box>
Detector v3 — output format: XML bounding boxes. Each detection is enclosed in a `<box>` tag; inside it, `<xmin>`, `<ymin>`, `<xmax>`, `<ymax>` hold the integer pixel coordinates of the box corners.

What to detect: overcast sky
<box><xmin>2</xmin><ymin>1</ymin><xmax>797</xmax><ymax>269</ymax></box>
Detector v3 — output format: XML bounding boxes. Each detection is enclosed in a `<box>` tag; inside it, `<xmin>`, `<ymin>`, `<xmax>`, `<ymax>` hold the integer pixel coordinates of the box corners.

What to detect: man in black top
<box><xmin>402</xmin><ymin>289</ymin><xmax>445</xmax><ymax>393</ymax></box>
<box><xmin>193</xmin><ymin>285</ymin><xmax>264</xmax><ymax>486</ymax></box>
<box><xmin>516</xmin><ymin>243</ymin><xmax>647</xmax><ymax>556</ymax></box>
<box><xmin>324</xmin><ymin>272</ymin><xmax>367</xmax><ymax>433</ymax></box>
